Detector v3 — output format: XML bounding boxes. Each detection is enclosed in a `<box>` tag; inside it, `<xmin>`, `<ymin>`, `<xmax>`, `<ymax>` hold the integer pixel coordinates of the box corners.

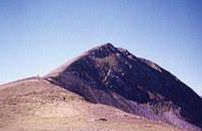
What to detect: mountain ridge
<box><xmin>0</xmin><ymin>43</ymin><xmax>201</xmax><ymax>130</ymax></box>
<box><xmin>45</xmin><ymin>43</ymin><xmax>202</xmax><ymax>130</ymax></box>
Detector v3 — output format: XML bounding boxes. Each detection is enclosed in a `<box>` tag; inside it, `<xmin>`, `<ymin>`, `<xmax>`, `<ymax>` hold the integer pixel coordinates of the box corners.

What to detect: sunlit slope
<box><xmin>0</xmin><ymin>78</ymin><xmax>179</xmax><ymax>131</ymax></box>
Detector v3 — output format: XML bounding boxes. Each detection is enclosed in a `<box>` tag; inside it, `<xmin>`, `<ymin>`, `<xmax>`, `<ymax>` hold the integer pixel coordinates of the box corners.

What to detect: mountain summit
<box><xmin>45</xmin><ymin>43</ymin><xmax>202</xmax><ymax>130</ymax></box>
<box><xmin>1</xmin><ymin>43</ymin><xmax>201</xmax><ymax>130</ymax></box>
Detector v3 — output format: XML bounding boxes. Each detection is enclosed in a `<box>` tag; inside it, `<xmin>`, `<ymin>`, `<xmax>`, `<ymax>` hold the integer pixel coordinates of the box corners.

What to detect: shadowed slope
<box><xmin>46</xmin><ymin>43</ymin><xmax>202</xmax><ymax>130</ymax></box>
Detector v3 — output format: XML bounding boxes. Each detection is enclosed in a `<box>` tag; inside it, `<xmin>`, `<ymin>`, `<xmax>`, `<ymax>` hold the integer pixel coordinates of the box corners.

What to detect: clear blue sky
<box><xmin>0</xmin><ymin>0</ymin><xmax>201</xmax><ymax>95</ymax></box>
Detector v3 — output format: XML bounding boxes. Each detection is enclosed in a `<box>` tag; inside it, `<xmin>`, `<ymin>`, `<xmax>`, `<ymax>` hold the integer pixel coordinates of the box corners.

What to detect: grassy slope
<box><xmin>0</xmin><ymin>78</ymin><xmax>180</xmax><ymax>131</ymax></box>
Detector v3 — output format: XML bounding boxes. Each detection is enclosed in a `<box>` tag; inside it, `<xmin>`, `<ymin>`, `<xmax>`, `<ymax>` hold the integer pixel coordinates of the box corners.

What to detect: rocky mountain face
<box><xmin>45</xmin><ymin>43</ymin><xmax>202</xmax><ymax>130</ymax></box>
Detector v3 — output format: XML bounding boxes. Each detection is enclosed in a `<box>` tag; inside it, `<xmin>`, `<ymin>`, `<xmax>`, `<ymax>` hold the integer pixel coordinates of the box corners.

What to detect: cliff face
<box><xmin>45</xmin><ymin>43</ymin><xmax>202</xmax><ymax>130</ymax></box>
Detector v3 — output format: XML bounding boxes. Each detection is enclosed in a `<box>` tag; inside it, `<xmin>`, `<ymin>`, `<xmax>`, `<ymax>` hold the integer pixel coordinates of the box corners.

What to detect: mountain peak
<box><xmin>95</xmin><ymin>42</ymin><xmax>115</xmax><ymax>50</ymax></box>
<box><xmin>87</xmin><ymin>43</ymin><xmax>117</xmax><ymax>58</ymax></box>
<box><xmin>101</xmin><ymin>42</ymin><xmax>115</xmax><ymax>48</ymax></box>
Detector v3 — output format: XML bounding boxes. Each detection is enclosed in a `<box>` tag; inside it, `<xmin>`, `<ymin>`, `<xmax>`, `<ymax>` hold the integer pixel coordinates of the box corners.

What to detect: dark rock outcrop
<box><xmin>45</xmin><ymin>43</ymin><xmax>202</xmax><ymax>130</ymax></box>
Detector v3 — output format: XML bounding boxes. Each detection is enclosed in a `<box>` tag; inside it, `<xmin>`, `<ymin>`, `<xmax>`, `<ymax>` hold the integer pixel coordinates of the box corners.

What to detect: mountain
<box><xmin>0</xmin><ymin>43</ymin><xmax>201</xmax><ymax>130</ymax></box>
<box><xmin>45</xmin><ymin>43</ymin><xmax>202</xmax><ymax>130</ymax></box>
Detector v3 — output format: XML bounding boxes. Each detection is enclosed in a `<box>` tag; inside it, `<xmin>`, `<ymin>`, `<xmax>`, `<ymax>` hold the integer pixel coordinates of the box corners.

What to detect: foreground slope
<box><xmin>0</xmin><ymin>78</ymin><xmax>179</xmax><ymax>131</ymax></box>
<box><xmin>46</xmin><ymin>43</ymin><xmax>202</xmax><ymax>130</ymax></box>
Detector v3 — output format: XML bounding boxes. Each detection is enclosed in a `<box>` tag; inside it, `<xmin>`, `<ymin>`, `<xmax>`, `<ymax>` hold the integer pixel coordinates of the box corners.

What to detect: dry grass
<box><xmin>0</xmin><ymin>78</ymin><xmax>180</xmax><ymax>131</ymax></box>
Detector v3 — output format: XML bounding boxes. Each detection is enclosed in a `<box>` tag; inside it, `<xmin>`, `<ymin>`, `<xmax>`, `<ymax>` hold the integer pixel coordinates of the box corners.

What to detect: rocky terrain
<box><xmin>0</xmin><ymin>43</ymin><xmax>202</xmax><ymax>130</ymax></box>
